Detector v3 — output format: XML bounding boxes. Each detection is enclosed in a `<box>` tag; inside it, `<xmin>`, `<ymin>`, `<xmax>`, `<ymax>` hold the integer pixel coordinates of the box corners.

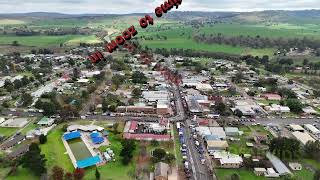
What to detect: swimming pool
<box><xmin>68</xmin><ymin>139</ymin><xmax>92</xmax><ymax>161</ymax></box>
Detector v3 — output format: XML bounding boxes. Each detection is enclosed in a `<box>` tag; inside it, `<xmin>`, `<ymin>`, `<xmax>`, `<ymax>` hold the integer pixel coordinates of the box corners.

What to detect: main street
<box><xmin>172</xmin><ymin>84</ymin><xmax>215</xmax><ymax>180</ymax></box>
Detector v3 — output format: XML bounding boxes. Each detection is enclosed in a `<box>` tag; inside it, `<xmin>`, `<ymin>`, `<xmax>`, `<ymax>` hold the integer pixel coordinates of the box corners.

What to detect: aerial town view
<box><xmin>1</xmin><ymin>0</ymin><xmax>320</xmax><ymax>180</ymax></box>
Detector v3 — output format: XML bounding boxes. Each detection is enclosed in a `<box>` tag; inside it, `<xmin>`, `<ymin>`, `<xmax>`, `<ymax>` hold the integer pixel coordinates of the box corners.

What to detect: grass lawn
<box><xmin>215</xmin><ymin>169</ymin><xmax>265</xmax><ymax>180</ymax></box>
<box><xmin>20</xmin><ymin>119</ymin><xmax>38</xmax><ymax>135</ymax></box>
<box><xmin>40</xmin><ymin>124</ymin><xmax>74</xmax><ymax>172</ymax></box>
<box><xmin>303</xmin><ymin>159</ymin><xmax>320</xmax><ymax>170</ymax></box>
<box><xmin>173</xmin><ymin>128</ymin><xmax>183</xmax><ymax>165</ymax></box>
<box><xmin>0</xmin><ymin>167</ymin><xmax>10</xmax><ymax>180</ymax></box>
<box><xmin>5</xmin><ymin>166</ymin><xmax>38</xmax><ymax>180</ymax></box>
<box><xmin>229</xmin><ymin>126</ymin><xmax>271</xmax><ymax>155</ymax></box>
<box><xmin>0</xmin><ymin>127</ymin><xmax>18</xmax><ymax>137</ymax></box>
<box><xmin>84</xmin><ymin>132</ymin><xmax>136</xmax><ymax>180</ymax></box>
<box><xmin>294</xmin><ymin>168</ymin><xmax>314</xmax><ymax>180</ymax></box>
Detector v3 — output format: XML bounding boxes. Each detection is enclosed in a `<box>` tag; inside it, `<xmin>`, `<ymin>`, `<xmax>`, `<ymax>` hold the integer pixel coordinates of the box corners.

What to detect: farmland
<box><xmin>199</xmin><ymin>23</ymin><xmax>320</xmax><ymax>39</ymax></box>
<box><xmin>0</xmin><ymin>35</ymin><xmax>99</xmax><ymax>47</ymax></box>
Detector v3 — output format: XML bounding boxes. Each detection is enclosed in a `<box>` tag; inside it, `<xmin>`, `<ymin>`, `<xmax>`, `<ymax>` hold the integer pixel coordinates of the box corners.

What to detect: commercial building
<box><xmin>262</xmin><ymin>94</ymin><xmax>282</xmax><ymax>101</ymax></box>
<box><xmin>292</xmin><ymin>131</ymin><xmax>316</xmax><ymax>145</ymax></box>
<box><xmin>304</xmin><ymin>124</ymin><xmax>320</xmax><ymax>138</ymax></box>
<box><xmin>266</xmin><ymin>152</ymin><xmax>291</xmax><ymax>176</ymax></box>
<box><xmin>212</xmin><ymin>151</ymin><xmax>243</xmax><ymax>168</ymax></box>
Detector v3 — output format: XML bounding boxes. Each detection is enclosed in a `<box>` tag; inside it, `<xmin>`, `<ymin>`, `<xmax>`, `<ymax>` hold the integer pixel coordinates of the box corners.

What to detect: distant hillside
<box><xmin>1</xmin><ymin>10</ymin><xmax>320</xmax><ymax>22</ymax></box>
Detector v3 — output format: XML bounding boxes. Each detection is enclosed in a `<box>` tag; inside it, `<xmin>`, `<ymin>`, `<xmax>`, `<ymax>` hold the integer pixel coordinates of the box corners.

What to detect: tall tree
<box><xmin>95</xmin><ymin>168</ymin><xmax>100</xmax><ymax>180</ymax></box>
<box><xmin>51</xmin><ymin>166</ymin><xmax>64</xmax><ymax>180</ymax></box>
<box><xmin>73</xmin><ymin>168</ymin><xmax>85</xmax><ymax>180</ymax></box>
<box><xmin>21</xmin><ymin>143</ymin><xmax>47</xmax><ymax>176</ymax></box>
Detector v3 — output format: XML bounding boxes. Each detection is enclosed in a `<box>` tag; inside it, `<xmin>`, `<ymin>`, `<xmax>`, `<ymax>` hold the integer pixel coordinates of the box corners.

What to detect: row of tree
<box><xmin>194</xmin><ymin>33</ymin><xmax>320</xmax><ymax>51</ymax></box>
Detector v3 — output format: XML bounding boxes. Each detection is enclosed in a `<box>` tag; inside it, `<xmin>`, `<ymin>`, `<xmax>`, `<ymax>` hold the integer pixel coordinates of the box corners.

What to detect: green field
<box><xmin>40</xmin><ymin>124</ymin><xmax>74</xmax><ymax>172</ymax></box>
<box><xmin>0</xmin><ymin>19</ymin><xmax>26</xmax><ymax>25</ymax></box>
<box><xmin>5</xmin><ymin>166</ymin><xmax>38</xmax><ymax>180</ymax></box>
<box><xmin>0</xmin><ymin>35</ymin><xmax>99</xmax><ymax>47</ymax></box>
<box><xmin>0</xmin><ymin>127</ymin><xmax>18</xmax><ymax>137</ymax></box>
<box><xmin>216</xmin><ymin>169</ymin><xmax>265</xmax><ymax>180</ymax></box>
<box><xmin>199</xmin><ymin>24</ymin><xmax>320</xmax><ymax>39</ymax></box>
<box><xmin>0</xmin><ymin>167</ymin><xmax>10</xmax><ymax>180</ymax></box>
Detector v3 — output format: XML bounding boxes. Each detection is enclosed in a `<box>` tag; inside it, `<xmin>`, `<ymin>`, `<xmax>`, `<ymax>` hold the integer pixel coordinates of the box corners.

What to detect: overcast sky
<box><xmin>0</xmin><ymin>0</ymin><xmax>319</xmax><ymax>14</ymax></box>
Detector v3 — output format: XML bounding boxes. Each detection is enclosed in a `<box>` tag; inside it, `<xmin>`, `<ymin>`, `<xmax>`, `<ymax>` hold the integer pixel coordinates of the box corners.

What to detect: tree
<box><xmin>73</xmin><ymin>68</ymin><xmax>80</xmax><ymax>79</ymax></box>
<box><xmin>215</xmin><ymin>102</ymin><xmax>227</xmax><ymax>114</ymax></box>
<box><xmin>164</xmin><ymin>153</ymin><xmax>176</xmax><ymax>165</ymax></box>
<box><xmin>35</xmin><ymin>100</ymin><xmax>59</xmax><ymax>116</ymax></box>
<box><xmin>21</xmin><ymin>93</ymin><xmax>32</xmax><ymax>107</ymax></box>
<box><xmin>120</xmin><ymin>140</ymin><xmax>136</xmax><ymax>165</ymax></box>
<box><xmin>21</xmin><ymin>143</ymin><xmax>47</xmax><ymax>176</ymax></box>
<box><xmin>73</xmin><ymin>168</ymin><xmax>85</xmax><ymax>180</ymax></box>
<box><xmin>152</xmin><ymin>148</ymin><xmax>166</xmax><ymax>163</ymax></box>
<box><xmin>131</xmin><ymin>71</ymin><xmax>147</xmax><ymax>84</ymax></box>
<box><xmin>314</xmin><ymin>170</ymin><xmax>320</xmax><ymax>180</ymax></box>
<box><xmin>39</xmin><ymin>134</ymin><xmax>47</xmax><ymax>144</ymax></box>
<box><xmin>4</xmin><ymin>80</ymin><xmax>14</xmax><ymax>92</ymax></box>
<box><xmin>95</xmin><ymin>168</ymin><xmax>100</xmax><ymax>180</ymax></box>
<box><xmin>303</xmin><ymin>59</ymin><xmax>309</xmax><ymax>66</ymax></box>
<box><xmin>234</xmin><ymin>109</ymin><xmax>243</xmax><ymax>118</ymax></box>
<box><xmin>111</xmin><ymin>75</ymin><xmax>126</xmax><ymax>88</ymax></box>
<box><xmin>304</xmin><ymin>140</ymin><xmax>320</xmax><ymax>161</ymax></box>
<box><xmin>51</xmin><ymin>166</ymin><xmax>64</xmax><ymax>180</ymax></box>
<box><xmin>247</xmin><ymin>91</ymin><xmax>256</xmax><ymax>96</ymax></box>
<box><xmin>286</xmin><ymin>99</ymin><xmax>303</xmax><ymax>114</ymax></box>
<box><xmin>12</xmin><ymin>41</ymin><xmax>19</xmax><ymax>46</ymax></box>
<box><xmin>65</xmin><ymin>172</ymin><xmax>73</xmax><ymax>180</ymax></box>
<box><xmin>131</xmin><ymin>88</ymin><xmax>142</xmax><ymax>98</ymax></box>
<box><xmin>230</xmin><ymin>173</ymin><xmax>240</xmax><ymax>180</ymax></box>
<box><xmin>269</xmin><ymin>137</ymin><xmax>301</xmax><ymax>160</ymax></box>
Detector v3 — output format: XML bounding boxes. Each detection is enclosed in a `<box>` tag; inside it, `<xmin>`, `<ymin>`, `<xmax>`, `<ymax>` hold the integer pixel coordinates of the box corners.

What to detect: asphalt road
<box><xmin>172</xmin><ymin>84</ymin><xmax>214</xmax><ymax>180</ymax></box>
<box><xmin>245</xmin><ymin>118</ymin><xmax>319</xmax><ymax>126</ymax></box>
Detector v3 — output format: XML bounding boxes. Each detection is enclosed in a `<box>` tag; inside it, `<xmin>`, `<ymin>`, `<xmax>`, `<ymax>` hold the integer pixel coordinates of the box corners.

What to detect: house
<box><xmin>289</xmin><ymin>163</ymin><xmax>302</xmax><ymax>171</ymax></box>
<box><xmin>292</xmin><ymin>131</ymin><xmax>315</xmax><ymax>145</ymax></box>
<box><xmin>212</xmin><ymin>151</ymin><xmax>243</xmax><ymax>168</ymax></box>
<box><xmin>0</xmin><ymin>135</ymin><xmax>25</xmax><ymax>150</ymax></box>
<box><xmin>225</xmin><ymin>127</ymin><xmax>240</xmax><ymax>136</ymax></box>
<box><xmin>154</xmin><ymin>162</ymin><xmax>170</xmax><ymax>180</ymax></box>
<box><xmin>254</xmin><ymin>168</ymin><xmax>267</xmax><ymax>176</ymax></box>
<box><xmin>266</xmin><ymin>152</ymin><xmax>291</xmax><ymax>176</ymax></box>
<box><xmin>37</xmin><ymin>117</ymin><xmax>55</xmax><ymax>126</ymax></box>
<box><xmin>206</xmin><ymin>140</ymin><xmax>229</xmax><ymax>153</ymax></box>
<box><xmin>262</xmin><ymin>94</ymin><xmax>282</xmax><ymax>101</ymax></box>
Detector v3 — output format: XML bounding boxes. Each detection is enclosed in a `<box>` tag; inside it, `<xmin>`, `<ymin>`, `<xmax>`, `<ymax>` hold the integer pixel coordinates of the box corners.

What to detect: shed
<box><xmin>289</xmin><ymin>162</ymin><xmax>302</xmax><ymax>171</ymax></box>
<box><xmin>254</xmin><ymin>168</ymin><xmax>267</xmax><ymax>176</ymax></box>
<box><xmin>225</xmin><ymin>127</ymin><xmax>240</xmax><ymax>136</ymax></box>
